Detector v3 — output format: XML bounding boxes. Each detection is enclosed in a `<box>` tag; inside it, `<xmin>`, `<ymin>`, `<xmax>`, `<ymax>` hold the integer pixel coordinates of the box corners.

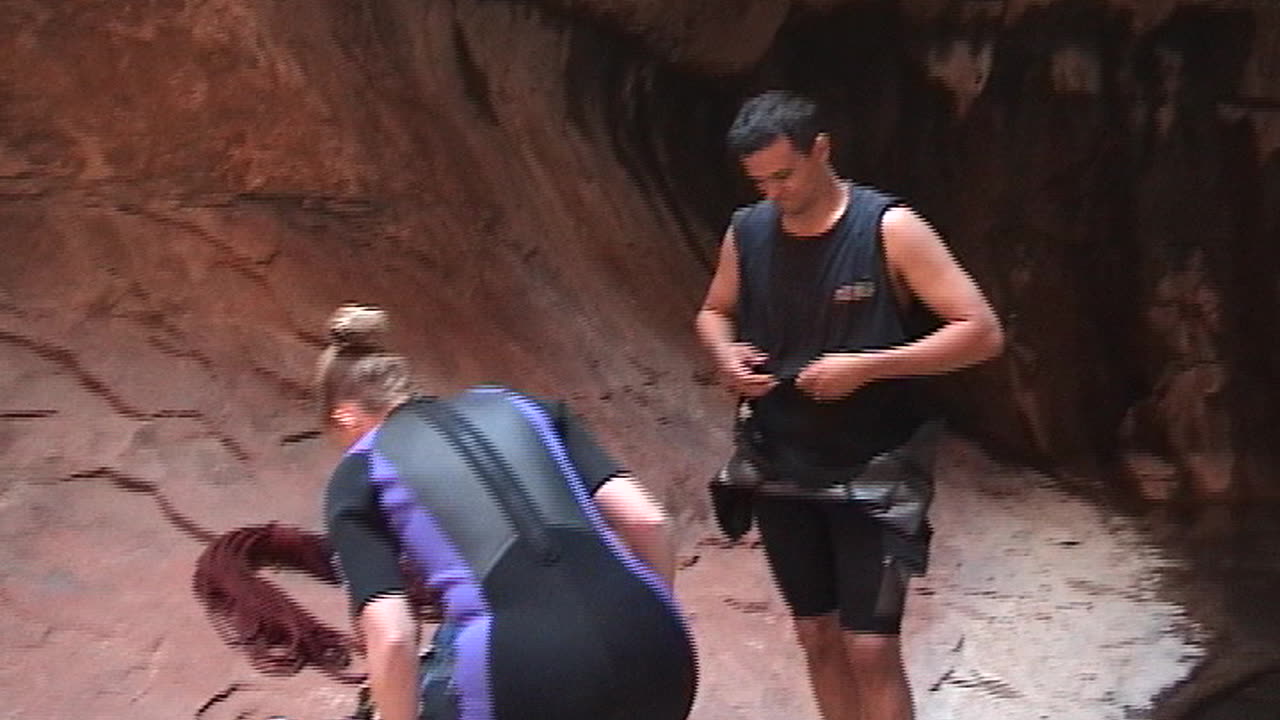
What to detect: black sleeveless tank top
<box><xmin>734</xmin><ymin>183</ymin><xmax>936</xmax><ymax>476</ymax></box>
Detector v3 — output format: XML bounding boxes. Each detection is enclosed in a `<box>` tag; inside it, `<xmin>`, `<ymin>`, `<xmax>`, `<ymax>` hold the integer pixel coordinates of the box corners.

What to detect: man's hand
<box><xmin>795</xmin><ymin>352</ymin><xmax>881</xmax><ymax>402</ymax></box>
<box><xmin>696</xmin><ymin>228</ymin><xmax>780</xmax><ymax>399</ymax></box>
<box><xmin>716</xmin><ymin>342</ymin><xmax>777</xmax><ymax>398</ymax></box>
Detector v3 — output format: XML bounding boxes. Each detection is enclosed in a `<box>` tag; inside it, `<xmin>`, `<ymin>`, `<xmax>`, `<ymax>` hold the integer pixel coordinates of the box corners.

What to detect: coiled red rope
<box><xmin>191</xmin><ymin>522</ymin><xmax>440</xmax><ymax>685</ymax></box>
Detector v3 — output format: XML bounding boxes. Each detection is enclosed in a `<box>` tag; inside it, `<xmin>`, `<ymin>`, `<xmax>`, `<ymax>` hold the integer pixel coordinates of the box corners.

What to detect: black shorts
<box><xmin>754</xmin><ymin>496</ymin><xmax>909</xmax><ymax>634</ymax></box>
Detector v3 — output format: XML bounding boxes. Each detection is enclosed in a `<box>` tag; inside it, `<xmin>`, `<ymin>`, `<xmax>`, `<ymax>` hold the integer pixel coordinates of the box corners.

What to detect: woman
<box><xmin>316</xmin><ymin>303</ymin><xmax>698</xmax><ymax>720</ymax></box>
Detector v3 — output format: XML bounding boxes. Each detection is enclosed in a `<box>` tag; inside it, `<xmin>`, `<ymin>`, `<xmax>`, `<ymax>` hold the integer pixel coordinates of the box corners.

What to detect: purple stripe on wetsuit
<box><xmin>486</xmin><ymin>387</ymin><xmax>683</xmax><ymax>615</ymax></box>
<box><xmin>348</xmin><ymin>431</ymin><xmax>495</xmax><ymax>720</ymax></box>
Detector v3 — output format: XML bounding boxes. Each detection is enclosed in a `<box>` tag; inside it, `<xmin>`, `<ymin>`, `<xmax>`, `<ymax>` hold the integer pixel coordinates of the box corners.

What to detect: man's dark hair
<box><xmin>726</xmin><ymin>90</ymin><xmax>824</xmax><ymax>158</ymax></box>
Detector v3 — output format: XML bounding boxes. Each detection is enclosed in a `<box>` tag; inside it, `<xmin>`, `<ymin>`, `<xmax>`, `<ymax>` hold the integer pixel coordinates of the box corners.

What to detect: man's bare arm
<box><xmin>796</xmin><ymin>207</ymin><xmax>1004</xmax><ymax>400</ymax></box>
<box><xmin>871</xmin><ymin>206</ymin><xmax>1005</xmax><ymax>376</ymax></box>
<box><xmin>360</xmin><ymin>594</ymin><xmax>420</xmax><ymax>720</ymax></box>
<box><xmin>695</xmin><ymin>227</ymin><xmax>744</xmax><ymax>360</ymax></box>
<box><xmin>695</xmin><ymin>227</ymin><xmax>776</xmax><ymax>397</ymax></box>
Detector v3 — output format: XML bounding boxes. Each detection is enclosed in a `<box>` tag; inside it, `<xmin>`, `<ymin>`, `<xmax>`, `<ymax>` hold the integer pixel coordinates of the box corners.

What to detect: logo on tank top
<box><xmin>833</xmin><ymin>280</ymin><xmax>876</xmax><ymax>303</ymax></box>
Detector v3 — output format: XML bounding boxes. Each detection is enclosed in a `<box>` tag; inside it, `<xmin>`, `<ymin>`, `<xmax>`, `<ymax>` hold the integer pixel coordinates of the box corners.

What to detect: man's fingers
<box><xmin>802</xmin><ymin>387</ymin><xmax>832</xmax><ymax>402</ymax></box>
<box><xmin>794</xmin><ymin>368</ymin><xmax>815</xmax><ymax>389</ymax></box>
<box><xmin>796</xmin><ymin>375</ymin><xmax>833</xmax><ymax>401</ymax></box>
<box><xmin>739</xmin><ymin>344</ymin><xmax>768</xmax><ymax>368</ymax></box>
<box><xmin>735</xmin><ymin>373</ymin><xmax>776</xmax><ymax>397</ymax></box>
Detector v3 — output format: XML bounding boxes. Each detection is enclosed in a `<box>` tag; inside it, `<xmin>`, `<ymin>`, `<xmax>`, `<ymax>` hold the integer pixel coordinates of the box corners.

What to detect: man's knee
<box><xmin>842</xmin><ymin>632</ymin><xmax>905</xmax><ymax>673</ymax></box>
<box><xmin>792</xmin><ymin>613</ymin><xmax>845</xmax><ymax>659</ymax></box>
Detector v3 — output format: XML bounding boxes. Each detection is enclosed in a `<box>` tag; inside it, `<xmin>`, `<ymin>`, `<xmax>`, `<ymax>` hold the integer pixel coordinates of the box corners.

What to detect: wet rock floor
<box><xmin>5</xmin><ymin>434</ymin><xmax>1280</xmax><ymax>719</ymax></box>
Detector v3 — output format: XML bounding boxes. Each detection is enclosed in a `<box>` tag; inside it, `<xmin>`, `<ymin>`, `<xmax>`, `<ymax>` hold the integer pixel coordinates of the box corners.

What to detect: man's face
<box><xmin>740</xmin><ymin>134</ymin><xmax>829</xmax><ymax>217</ymax></box>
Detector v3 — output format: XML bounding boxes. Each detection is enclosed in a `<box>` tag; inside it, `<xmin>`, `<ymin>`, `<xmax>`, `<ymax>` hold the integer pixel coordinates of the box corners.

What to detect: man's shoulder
<box><xmin>851</xmin><ymin>182</ymin><xmax>909</xmax><ymax>214</ymax></box>
<box><xmin>854</xmin><ymin>185</ymin><xmax>921</xmax><ymax>247</ymax></box>
<box><xmin>729</xmin><ymin>201</ymin><xmax>779</xmax><ymax>257</ymax></box>
<box><xmin>730</xmin><ymin>199</ymin><xmax>777</xmax><ymax>230</ymax></box>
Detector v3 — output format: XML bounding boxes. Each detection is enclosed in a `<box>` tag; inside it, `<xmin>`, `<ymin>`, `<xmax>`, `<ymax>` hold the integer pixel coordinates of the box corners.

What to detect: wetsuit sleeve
<box><xmin>533</xmin><ymin>398</ymin><xmax>625</xmax><ymax>494</ymax></box>
<box><xmin>324</xmin><ymin>453</ymin><xmax>407</xmax><ymax>613</ymax></box>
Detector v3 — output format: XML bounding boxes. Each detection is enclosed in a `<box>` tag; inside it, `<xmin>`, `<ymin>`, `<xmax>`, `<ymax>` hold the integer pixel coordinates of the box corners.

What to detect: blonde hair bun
<box><xmin>328</xmin><ymin>303</ymin><xmax>390</xmax><ymax>352</ymax></box>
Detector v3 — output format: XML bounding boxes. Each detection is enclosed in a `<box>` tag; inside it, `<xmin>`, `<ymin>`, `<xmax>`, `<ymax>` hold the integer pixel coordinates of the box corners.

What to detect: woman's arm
<box><xmin>593</xmin><ymin>474</ymin><xmax>677</xmax><ymax>587</ymax></box>
<box><xmin>325</xmin><ymin>454</ymin><xmax>418</xmax><ymax>720</ymax></box>
<box><xmin>543</xmin><ymin>399</ymin><xmax>678</xmax><ymax>587</ymax></box>
<box><xmin>360</xmin><ymin>594</ymin><xmax>420</xmax><ymax>720</ymax></box>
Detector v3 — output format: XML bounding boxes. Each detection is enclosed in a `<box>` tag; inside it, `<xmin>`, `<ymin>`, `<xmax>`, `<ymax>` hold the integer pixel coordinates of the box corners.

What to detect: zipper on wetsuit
<box><xmin>414</xmin><ymin>400</ymin><xmax>561</xmax><ymax>565</ymax></box>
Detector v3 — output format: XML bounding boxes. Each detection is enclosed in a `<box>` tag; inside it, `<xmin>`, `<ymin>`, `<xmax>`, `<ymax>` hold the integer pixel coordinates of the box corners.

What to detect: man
<box><xmin>695</xmin><ymin>91</ymin><xmax>1004</xmax><ymax>720</ymax></box>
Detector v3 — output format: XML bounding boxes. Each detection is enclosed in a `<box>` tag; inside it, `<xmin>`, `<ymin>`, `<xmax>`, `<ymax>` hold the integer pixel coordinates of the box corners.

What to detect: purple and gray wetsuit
<box><xmin>325</xmin><ymin>386</ymin><xmax>697</xmax><ymax>720</ymax></box>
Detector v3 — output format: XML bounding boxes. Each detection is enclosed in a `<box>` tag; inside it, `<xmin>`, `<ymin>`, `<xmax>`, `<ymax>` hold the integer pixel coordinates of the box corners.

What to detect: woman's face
<box><xmin>329</xmin><ymin>401</ymin><xmax>382</xmax><ymax>449</ymax></box>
